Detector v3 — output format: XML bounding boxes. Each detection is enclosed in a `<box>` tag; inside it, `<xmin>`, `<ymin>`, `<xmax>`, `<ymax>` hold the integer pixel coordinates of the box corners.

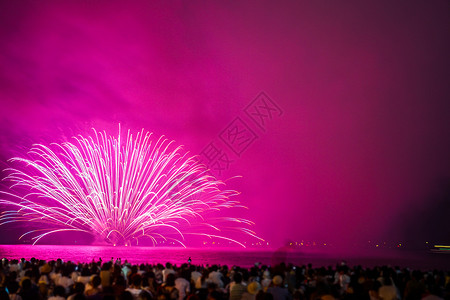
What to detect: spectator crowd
<box><xmin>0</xmin><ymin>257</ymin><xmax>448</xmax><ymax>300</ymax></box>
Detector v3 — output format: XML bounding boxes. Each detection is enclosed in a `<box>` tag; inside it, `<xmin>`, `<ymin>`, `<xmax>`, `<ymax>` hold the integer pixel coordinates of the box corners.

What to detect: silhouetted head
<box><xmin>233</xmin><ymin>272</ymin><xmax>243</xmax><ymax>284</ymax></box>
<box><xmin>166</xmin><ymin>273</ymin><xmax>176</xmax><ymax>286</ymax></box>
<box><xmin>92</xmin><ymin>275</ymin><xmax>101</xmax><ymax>288</ymax></box>
<box><xmin>21</xmin><ymin>278</ymin><xmax>32</xmax><ymax>290</ymax></box>
<box><xmin>73</xmin><ymin>282</ymin><xmax>85</xmax><ymax>294</ymax></box>
<box><xmin>54</xmin><ymin>285</ymin><xmax>66</xmax><ymax>297</ymax></box>
<box><xmin>132</xmin><ymin>274</ymin><xmax>142</xmax><ymax>287</ymax></box>
<box><xmin>208</xmin><ymin>291</ymin><xmax>222</xmax><ymax>300</ymax></box>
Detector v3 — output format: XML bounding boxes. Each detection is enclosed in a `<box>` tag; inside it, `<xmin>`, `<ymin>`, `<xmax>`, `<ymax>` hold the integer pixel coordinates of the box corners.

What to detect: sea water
<box><xmin>0</xmin><ymin>245</ymin><xmax>448</xmax><ymax>270</ymax></box>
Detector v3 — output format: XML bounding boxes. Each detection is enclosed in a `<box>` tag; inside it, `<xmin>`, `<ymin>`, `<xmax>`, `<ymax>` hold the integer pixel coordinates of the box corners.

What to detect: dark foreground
<box><xmin>0</xmin><ymin>251</ymin><xmax>449</xmax><ymax>300</ymax></box>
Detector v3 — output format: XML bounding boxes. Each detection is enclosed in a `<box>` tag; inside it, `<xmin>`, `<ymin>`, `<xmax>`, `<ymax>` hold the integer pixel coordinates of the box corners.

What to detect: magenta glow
<box><xmin>0</xmin><ymin>128</ymin><xmax>260</xmax><ymax>246</ymax></box>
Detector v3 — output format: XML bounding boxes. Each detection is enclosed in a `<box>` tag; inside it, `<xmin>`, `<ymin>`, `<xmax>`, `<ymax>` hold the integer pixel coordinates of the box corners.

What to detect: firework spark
<box><xmin>0</xmin><ymin>128</ymin><xmax>260</xmax><ymax>247</ymax></box>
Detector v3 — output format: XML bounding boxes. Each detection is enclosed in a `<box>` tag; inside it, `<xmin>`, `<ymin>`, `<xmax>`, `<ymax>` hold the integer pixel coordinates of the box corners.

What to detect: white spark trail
<box><xmin>0</xmin><ymin>128</ymin><xmax>262</xmax><ymax>246</ymax></box>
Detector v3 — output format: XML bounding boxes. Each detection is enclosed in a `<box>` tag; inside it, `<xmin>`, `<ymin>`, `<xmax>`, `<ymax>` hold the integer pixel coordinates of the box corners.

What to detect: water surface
<box><xmin>0</xmin><ymin>245</ymin><xmax>448</xmax><ymax>270</ymax></box>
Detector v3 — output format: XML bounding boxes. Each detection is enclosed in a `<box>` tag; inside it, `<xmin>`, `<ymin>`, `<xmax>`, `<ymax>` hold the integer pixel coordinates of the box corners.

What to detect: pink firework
<box><xmin>0</xmin><ymin>128</ymin><xmax>259</xmax><ymax>246</ymax></box>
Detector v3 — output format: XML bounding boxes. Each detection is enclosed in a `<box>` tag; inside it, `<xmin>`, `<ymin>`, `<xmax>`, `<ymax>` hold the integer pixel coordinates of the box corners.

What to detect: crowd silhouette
<box><xmin>0</xmin><ymin>257</ymin><xmax>448</xmax><ymax>300</ymax></box>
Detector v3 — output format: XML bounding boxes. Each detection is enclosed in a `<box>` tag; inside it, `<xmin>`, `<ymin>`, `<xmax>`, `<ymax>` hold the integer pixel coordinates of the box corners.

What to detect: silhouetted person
<box><xmin>19</xmin><ymin>278</ymin><xmax>39</xmax><ymax>300</ymax></box>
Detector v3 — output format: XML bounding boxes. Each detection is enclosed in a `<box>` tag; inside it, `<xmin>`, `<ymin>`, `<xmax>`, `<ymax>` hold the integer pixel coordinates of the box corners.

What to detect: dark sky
<box><xmin>0</xmin><ymin>0</ymin><xmax>450</xmax><ymax>247</ymax></box>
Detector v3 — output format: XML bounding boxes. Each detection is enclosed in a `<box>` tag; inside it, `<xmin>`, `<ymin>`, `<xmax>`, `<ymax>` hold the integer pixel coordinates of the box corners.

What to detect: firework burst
<box><xmin>0</xmin><ymin>128</ymin><xmax>260</xmax><ymax>247</ymax></box>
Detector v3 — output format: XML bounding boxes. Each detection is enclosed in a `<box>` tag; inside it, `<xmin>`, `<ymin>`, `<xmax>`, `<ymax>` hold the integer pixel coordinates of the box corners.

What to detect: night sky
<box><xmin>1</xmin><ymin>0</ymin><xmax>450</xmax><ymax>248</ymax></box>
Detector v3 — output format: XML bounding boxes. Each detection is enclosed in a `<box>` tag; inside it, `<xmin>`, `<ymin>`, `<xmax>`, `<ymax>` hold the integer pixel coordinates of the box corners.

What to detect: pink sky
<box><xmin>1</xmin><ymin>0</ymin><xmax>450</xmax><ymax>247</ymax></box>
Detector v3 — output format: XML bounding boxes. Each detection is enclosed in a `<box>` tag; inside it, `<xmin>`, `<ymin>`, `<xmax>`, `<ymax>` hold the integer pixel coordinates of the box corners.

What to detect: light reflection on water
<box><xmin>0</xmin><ymin>245</ymin><xmax>447</xmax><ymax>270</ymax></box>
<box><xmin>0</xmin><ymin>245</ymin><xmax>288</xmax><ymax>267</ymax></box>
